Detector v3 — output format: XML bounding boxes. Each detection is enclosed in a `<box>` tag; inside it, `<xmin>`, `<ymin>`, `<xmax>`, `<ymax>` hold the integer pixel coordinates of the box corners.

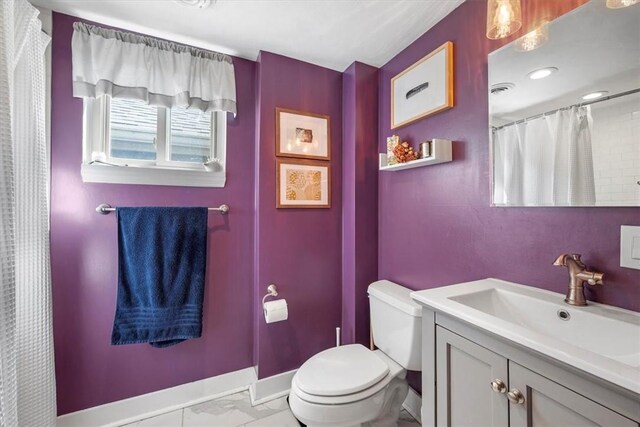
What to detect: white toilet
<box><xmin>289</xmin><ymin>280</ymin><xmax>422</xmax><ymax>427</ymax></box>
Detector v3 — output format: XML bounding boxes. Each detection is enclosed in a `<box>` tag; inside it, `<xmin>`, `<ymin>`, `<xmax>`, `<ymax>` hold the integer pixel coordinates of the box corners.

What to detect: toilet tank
<box><xmin>368</xmin><ymin>280</ymin><xmax>422</xmax><ymax>371</ymax></box>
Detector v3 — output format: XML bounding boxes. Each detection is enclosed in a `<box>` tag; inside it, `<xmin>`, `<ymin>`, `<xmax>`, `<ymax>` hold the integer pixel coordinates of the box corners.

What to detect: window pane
<box><xmin>110</xmin><ymin>98</ymin><xmax>157</xmax><ymax>161</ymax></box>
<box><xmin>170</xmin><ymin>107</ymin><xmax>212</xmax><ymax>163</ymax></box>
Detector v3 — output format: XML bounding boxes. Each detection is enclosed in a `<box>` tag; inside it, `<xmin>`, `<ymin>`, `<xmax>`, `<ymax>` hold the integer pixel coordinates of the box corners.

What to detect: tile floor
<box><xmin>121</xmin><ymin>390</ymin><xmax>421</xmax><ymax>427</ymax></box>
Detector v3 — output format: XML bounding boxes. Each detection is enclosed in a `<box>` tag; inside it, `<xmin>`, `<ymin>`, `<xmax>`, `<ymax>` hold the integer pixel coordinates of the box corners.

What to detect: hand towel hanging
<box><xmin>112</xmin><ymin>207</ymin><xmax>208</xmax><ymax>347</ymax></box>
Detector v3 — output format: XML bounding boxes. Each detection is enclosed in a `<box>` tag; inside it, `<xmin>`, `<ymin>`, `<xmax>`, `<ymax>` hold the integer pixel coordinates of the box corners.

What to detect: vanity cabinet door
<box><xmin>436</xmin><ymin>326</ymin><xmax>509</xmax><ymax>427</ymax></box>
<box><xmin>508</xmin><ymin>362</ymin><xmax>637</xmax><ymax>427</ymax></box>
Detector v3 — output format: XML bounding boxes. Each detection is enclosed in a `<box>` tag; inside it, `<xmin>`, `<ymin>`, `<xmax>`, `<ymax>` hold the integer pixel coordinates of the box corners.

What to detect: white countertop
<box><xmin>410</xmin><ymin>278</ymin><xmax>640</xmax><ymax>395</ymax></box>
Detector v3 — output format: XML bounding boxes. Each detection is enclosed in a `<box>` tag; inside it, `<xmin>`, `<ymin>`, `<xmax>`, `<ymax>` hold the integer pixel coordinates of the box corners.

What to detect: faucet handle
<box><xmin>587</xmin><ymin>272</ymin><xmax>604</xmax><ymax>286</ymax></box>
<box><xmin>572</xmin><ymin>254</ymin><xmax>582</xmax><ymax>261</ymax></box>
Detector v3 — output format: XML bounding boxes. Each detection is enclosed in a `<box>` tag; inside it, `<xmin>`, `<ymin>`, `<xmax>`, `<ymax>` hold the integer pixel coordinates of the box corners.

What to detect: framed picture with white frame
<box><xmin>276</xmin><ymin>159</ymin><xmax>330</xmax><ymax>209</ymax></box>
<box><xmin>391</xmin><ymin>41</ymin><xmax>454</xmax><ymax>129</ymax></box>
<box><xmin>276</xmin><ymin>108</ymin><xmax>330</xmax><ymax>161</ymax></box>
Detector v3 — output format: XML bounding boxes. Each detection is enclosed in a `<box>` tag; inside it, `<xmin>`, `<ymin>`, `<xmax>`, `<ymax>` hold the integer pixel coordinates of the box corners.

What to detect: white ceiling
<box><xmin>489</xmin><ymin>0</ymin><xmax>640</xmax><ymax>125</ymax></box>
<box><xmin>30</xmin><ymin>0</ymin><xmax>465</xmax><ymax>71</ymax></box>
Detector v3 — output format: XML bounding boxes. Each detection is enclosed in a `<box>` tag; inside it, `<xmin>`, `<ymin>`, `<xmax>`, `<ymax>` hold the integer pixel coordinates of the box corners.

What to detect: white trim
<box><xmin>403</xmin><ymin>386</ymin><xmax>422</xmax><ymax>424</ymax></box>
<box><xmin>156</xmin><ymin>104</ymin><xmax>168</xmax><ymax>164</ymax></box>
<box><xmin>81</xmin><ymin>98</ymin><xmax>227</xmax><ymax>187</ymax></box>
<box><xmin>56</xmin><ymin>367</ymin><xmax>257</xmax><ymax>427</ymax></box>
<box><xmin>249</xmin><ymin>369</ymin><xmax>297</xmax><ymax>406</ymax></box>
<box><xmin>81</xmin><ymin>163</ymin><xmax>226</xmax><ymax>187</ymax></box>
<box><xmin>82</xmin><ymin>96</ymin><xmax>108</xmax><ymax>164</ymax></box>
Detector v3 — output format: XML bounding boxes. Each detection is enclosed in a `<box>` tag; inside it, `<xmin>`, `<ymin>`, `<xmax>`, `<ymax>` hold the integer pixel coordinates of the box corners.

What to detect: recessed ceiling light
<box><xmin>527</xmin><ymin>67</ymin><xmax>558</xmax><ymax>80</ymax></box>
<box><xmin>582</xmin><ymin>91</ymin><xmax>609</xmax><ymax>101</ymax></box>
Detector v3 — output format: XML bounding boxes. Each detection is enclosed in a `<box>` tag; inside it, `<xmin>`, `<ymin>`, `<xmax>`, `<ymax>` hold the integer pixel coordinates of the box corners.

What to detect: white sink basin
<box><xmin>411</xmin><ymin>278</ymin><xmax>640</xmax><ymax>394</ymax></box>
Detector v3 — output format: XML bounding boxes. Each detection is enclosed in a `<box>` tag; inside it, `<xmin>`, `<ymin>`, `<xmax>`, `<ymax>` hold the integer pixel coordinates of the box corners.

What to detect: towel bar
<box><xmin>95</xmin><ymin>203</ymin><xmax>230</xmax><ymax>215</ymax></box>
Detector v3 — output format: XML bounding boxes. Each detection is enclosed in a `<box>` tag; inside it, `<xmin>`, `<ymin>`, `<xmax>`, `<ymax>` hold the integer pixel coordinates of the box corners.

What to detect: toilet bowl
<box><xmin>289</xmin><ymin>345</ymin><xmax>408</xmax><ymax>427</ymax></box>
<box><xmin>289</xmin><ymin>280</ymin><xmax>422</xmax><ymax>427</ymax></box>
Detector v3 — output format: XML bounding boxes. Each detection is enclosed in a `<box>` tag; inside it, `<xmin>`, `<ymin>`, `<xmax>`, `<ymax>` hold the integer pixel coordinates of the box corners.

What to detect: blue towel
<box><xmin>112</xmin><ymin>207</ymin><xmax>208</xmax><ymax>348</ymax></box>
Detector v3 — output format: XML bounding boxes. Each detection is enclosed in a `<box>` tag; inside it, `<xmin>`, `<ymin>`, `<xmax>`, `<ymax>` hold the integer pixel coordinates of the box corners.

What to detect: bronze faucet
<box><xmin>553</xmin><ymin>254</ymin><xmax>604</xmax><ymax>306</ymax></box>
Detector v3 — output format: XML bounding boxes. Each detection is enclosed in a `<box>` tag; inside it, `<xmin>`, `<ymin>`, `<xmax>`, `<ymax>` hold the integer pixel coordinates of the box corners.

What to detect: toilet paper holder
<box><xmin>262</xmin><ymin>284</ymin><xmax>279</xmax><ymax>308</ymax></box>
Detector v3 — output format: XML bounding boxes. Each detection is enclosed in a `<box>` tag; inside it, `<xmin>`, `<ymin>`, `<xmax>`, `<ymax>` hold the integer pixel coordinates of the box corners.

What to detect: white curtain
<box><xmin>71</xmin><ymin>22</ymin><xmax>237</xmax><ymax>114</ymax></box>
<box><xmin>0</xmin><ymin>0</ymin><xmax>56</xmax><ymax>426</ymax></box>
<box><xmin>493</xmin><ymin>106</ymin><xmax>596</xmax><ymax>206</ymax></box>
<box><xmin>551</xmin><ymin>107</ymin><xmax>596</xmax><ymax>205</ymax></box>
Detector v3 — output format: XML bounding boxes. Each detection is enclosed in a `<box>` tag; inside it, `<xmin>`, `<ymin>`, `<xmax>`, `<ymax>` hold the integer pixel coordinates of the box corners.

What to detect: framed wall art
<box><xmin>391</xmin><ymin>41</ymin><xmax>454</xmax><ymax>129</ymax></box>
<box><xmin>276</xmin><ymin>108</ymin><xmax>330</xmax><ymax>160</ymax></box>
<box><xmin>276</xmin><ymin>159</ymin><xmax>330</xmax><ymax>209</ymax></box>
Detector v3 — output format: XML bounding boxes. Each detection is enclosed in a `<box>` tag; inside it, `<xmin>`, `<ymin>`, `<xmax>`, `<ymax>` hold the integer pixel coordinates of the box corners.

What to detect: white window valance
<box><xmin>71</xmin><ymin>22</ymin><xmax>236</xmax><ymax>114</ymax></box>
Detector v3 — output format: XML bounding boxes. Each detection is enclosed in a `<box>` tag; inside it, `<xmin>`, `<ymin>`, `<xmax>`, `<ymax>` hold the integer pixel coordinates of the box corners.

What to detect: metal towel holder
<box><xmin>95</xmin><ymin>203</ymin><xmax>230</xmax><ymax>215</ymax></box>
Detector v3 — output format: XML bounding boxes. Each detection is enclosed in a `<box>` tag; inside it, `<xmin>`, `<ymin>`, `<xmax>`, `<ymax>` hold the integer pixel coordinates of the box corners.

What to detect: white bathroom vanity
<box><xmin>411</xmin><ymin>278</ymin><xmax>640</xmax><ymax>427</ymax></box>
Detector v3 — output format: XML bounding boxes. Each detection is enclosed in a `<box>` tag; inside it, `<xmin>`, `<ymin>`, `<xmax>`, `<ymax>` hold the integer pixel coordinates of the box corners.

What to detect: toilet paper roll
<box><xmin>264</xmin><ymin>299</ymin><xmax>288</xmax><ymax>324</ymax></box>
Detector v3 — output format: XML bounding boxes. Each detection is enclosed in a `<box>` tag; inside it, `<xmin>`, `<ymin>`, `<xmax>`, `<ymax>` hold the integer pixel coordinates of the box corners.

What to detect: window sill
<box><xmin>81</xmin><ymin>163</ymin><xmax>226</xmax><ymax>188</ymax></box>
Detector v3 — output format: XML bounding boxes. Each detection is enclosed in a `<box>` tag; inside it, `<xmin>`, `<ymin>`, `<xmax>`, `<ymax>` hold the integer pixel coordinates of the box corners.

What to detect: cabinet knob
<box><xmin>490</xmin><ymin>379</ymin><xmax>507</xmax><ymax>394</ymax></box>
<box><xmin>507</xmin><ymin>388</ymin><xmax>525</xmax><ymax>404</ymax></box>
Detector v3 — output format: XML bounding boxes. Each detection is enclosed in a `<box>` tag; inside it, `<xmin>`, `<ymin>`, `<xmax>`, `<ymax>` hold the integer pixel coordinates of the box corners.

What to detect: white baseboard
<box><xmin>402</xmin><ymin>387</ymin><xmax>422</xmax><ymax>424</ymax></box>
<box><xmin>57</xmin><ymin>367</ymin><xmax>420</xmax><ymax>426</ymax></box>
<box><xmin>249</xmin><ymin>369</ymin><xmax>297</xmax><ymax>406</ymax></box>
<box><xmin>57</xmin><ymin>366</ymin><xmax>257</xmax><ymax>427</ymax></box>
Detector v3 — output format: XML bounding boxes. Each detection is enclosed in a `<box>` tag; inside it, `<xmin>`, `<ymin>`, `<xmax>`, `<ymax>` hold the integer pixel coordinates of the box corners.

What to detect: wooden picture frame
<box><xmin>276</xmin><ymin>108</ymin><xmax>331</xmax><ymax>160</ymax></box>
<box><xmin>276</xmin><ymin>159</ymin><xmax>331</xmax><ymax>209</ymax></box>
<box><xmin>391</xmin><ymin>41</ymin><xmax>454</xmax><ymax>129</ymax></box>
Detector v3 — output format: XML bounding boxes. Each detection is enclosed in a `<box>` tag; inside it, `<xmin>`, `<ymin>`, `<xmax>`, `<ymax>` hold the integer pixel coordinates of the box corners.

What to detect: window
<box><xmin>82</xmin><ymin>97</ymin><xmax>226</xmax><ymax>187</ymax></box>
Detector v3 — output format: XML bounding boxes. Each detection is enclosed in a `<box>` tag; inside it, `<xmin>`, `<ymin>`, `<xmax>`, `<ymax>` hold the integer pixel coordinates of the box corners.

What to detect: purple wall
<box><xmin>52</xmin><ymin>13</ymin><xmax>346</xmax><ymax>413</ymax></box>
<box><xmin>342</xmin><ymin>62</ymin><xmax>379</xmax><ymax>346</ymax></box>
<box><xmin>377</xmin><ymin>0</ymin><xmax>640</xmax><ymax>312</ymax></box>
<box><xmin>51</xmin><ymin>13</ymin><xmax>256</xmax><ymax>414</ymax></box>
<box><xmin>253</xmin><ymin>51</ymin><xmax>343</xmax><ymax>378</ymax></box>
<box><xmin>51</xmin><ymin>0</ymin><xmax>639</xmax><ymax>415</ymax></box>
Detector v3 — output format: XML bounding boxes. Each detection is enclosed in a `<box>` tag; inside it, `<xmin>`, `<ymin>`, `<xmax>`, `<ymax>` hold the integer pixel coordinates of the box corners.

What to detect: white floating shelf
<box><xmin>379</xmin><ymin>138</ymin><xmax>452</xmax><ymax>171</ymax></box>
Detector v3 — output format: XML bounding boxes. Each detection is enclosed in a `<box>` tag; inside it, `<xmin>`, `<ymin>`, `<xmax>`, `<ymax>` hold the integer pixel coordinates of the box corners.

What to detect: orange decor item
<box><xmin>392</xmin><ymin>141</ymin><xmax>419</xmax><ymax>163</ymax></box>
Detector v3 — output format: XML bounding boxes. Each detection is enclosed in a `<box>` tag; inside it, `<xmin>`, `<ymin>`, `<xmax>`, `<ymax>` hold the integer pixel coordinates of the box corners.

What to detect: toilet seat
<box><xmin>291</xmin><ymin>345</ymin><xmax>404</xmax><ymax>405</ymax></box>
<box><xmin>291</xmin><ymin>373</ymin><xmax>391</xmax><ymax>405</ymax></box>
<box><xmin>294</xmin><ymin>344</ymin><xmax>389</xmax><ymax>397</ymax></box>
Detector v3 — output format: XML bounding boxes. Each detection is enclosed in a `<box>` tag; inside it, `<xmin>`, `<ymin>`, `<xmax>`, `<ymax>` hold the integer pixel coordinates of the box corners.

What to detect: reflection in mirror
<box><xmin>489</xmin><ymin>0</ymin><xmax>640</xmax><ymax>207</ymax></box>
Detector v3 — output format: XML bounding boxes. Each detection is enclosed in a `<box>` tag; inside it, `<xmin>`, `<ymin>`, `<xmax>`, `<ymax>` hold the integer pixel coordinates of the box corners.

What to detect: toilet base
<box><xmin>287</xmin><ymin>396</ymin><xmax>306</xmax><ymax>427</ymax></box>
<box><xmin>289</xmin><ymin>376</ymin><xmax>409</xmax><ymax>427</ymax></box>
<box><xmin>363</xmin><ymin>377</ymin><xmax>408</xmax><ymax>427</ymax></box>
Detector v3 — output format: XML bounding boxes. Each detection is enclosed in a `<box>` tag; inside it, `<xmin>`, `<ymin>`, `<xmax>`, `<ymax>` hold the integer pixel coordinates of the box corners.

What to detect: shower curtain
<box><xmin>0</xmin><ymin>0</ymin><xmax>56</xmax><ymax>426</ymax></box>
<box><xmin>493</xmin><ymin>106</ymin><xmax>596</xmax><ymax>206</ymax></box>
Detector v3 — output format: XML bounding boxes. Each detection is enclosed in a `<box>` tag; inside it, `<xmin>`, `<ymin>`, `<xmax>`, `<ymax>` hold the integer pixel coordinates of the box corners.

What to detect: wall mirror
<box><xmin>489</xmin><ymin>0</ymin><xmax>640</xmax><ymax>207</ymax></box>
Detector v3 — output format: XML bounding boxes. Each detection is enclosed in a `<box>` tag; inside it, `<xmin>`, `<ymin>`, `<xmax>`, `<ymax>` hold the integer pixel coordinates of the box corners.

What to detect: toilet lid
<box><xmin>294</xmin><ymin>344</ymin><xmax>389</xmax><ymax>396</ymax></box>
